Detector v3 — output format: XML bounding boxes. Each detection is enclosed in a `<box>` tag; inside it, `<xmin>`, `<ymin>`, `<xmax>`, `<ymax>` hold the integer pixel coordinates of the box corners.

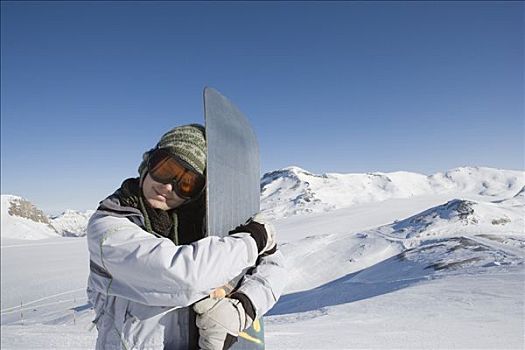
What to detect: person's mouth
<box><xmin>154</xmin><ymin>188</ymin><xmax>169</xmax><ymax>200</ymax></box>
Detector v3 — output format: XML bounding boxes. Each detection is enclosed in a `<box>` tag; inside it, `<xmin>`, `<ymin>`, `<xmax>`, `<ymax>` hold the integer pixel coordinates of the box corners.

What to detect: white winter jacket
<box><xmin>86</xmin><ymin>195</ymin><xmax>286</xmax><ymax>350</ymax></box>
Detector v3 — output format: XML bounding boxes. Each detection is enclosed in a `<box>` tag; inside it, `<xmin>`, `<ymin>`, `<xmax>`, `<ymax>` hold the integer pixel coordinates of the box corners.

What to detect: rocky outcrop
<box><xmin>7</xmin><ymin>197</ymin><xmax>57</xmax><ymax>232</ymax></box>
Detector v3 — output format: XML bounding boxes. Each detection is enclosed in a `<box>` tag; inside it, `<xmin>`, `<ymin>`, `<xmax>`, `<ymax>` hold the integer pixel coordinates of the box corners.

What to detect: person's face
<box><xmin>142</xmin><ymin>173</ymin><xmax>186</xmax><ymax>210</ymax></box>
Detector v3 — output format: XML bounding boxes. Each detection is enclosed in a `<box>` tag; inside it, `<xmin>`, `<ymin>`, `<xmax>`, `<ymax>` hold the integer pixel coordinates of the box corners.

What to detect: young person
<box><xmin>86</xmin><ymin>124</ymin><xmax>286</xmax><ymax>349</ymax></box>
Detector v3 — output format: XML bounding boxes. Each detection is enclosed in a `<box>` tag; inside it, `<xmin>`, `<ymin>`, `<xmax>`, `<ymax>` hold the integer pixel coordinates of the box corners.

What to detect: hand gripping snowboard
<box><xmin>204</xmin><ymin>87</ymin><xmax>265</xmax><ymax>349</ymax></box>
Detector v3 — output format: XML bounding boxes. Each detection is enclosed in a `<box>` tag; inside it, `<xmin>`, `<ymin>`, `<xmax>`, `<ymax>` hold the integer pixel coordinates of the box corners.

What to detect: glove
<box><xmin>194</xmin><ymin>294</ymin><xmax>255</xmax><ymax>350</ymax></box>
<box><xmin>229</xmin><ymin>213</ymin><xmax>277</xmax><ymax>256</ymax></box>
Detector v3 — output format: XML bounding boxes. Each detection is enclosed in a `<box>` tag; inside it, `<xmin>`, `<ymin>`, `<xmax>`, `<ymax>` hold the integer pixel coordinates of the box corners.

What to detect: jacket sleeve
<box><xmin>87</xmin><ymin>211</ymin><xmax>259</xmax><ymax>307</ymax></box>
<box><xmin>234</xmin><ymin>249</ymin><xmax>287</xmax><ymax>319</ymax></box>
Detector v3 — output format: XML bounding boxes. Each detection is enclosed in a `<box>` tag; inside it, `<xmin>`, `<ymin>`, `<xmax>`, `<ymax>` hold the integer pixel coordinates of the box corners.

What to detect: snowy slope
<box><xmin>277</xmin><ymin>193</ymin><xmax>524</xmax><ymax>294</ymax></box>
<box><xmin>265</xmin><ymin>271</ymin><xmax>524</xmax><ymax>350</ymax></box>
<box><xmin>261</xmin><ymin>166</ymin><xmax>525</xmax><ymax>219</ymax></box>
<box><xmin>266</xmin><ymin>191</ymin><xmax>524</xmax><ymax>349</ymax></box>
<box><xmin>1</xmin><ymin>195</ymin><xmax>59</xmax><ymax>241</ymax></box>
<box><xmin>497</xmin><ymin>185</ymin><xmax>525</xmax><ymax>207</ymax></box>
<box><xmin>1</xmin><ymin>237</ymin><xmax>94</xmax><ymax>348</ymax></box>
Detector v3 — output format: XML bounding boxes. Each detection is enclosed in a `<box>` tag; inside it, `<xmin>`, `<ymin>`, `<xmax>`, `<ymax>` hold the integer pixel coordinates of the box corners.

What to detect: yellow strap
<box><xmin>253</xmin><ymin>319</ymin><xmax>261</xmax><ymax>332</ymax></box>
<box><xmin>239</xmin><ymin>331</ymin><xmax>263</xmax><ymax>345</ymax></box>
<box><xmin>239</xmin><ymin>319</ymin><xmax>263</xmax><ymax>344</ymax></box>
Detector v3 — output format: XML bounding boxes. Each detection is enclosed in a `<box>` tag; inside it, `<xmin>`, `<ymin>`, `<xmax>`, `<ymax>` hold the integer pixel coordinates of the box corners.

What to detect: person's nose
<box><xmin>158</xmin><ymin>182</ymin><xmax>173</xmax><ymax>193</ymax></box>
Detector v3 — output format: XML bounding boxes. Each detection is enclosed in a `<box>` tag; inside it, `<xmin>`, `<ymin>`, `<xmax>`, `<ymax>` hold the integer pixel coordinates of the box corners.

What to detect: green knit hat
<box><xmin>139</xmin><ymin>124</ymin><xmax>206</xmax><ymax>180</ymax></box>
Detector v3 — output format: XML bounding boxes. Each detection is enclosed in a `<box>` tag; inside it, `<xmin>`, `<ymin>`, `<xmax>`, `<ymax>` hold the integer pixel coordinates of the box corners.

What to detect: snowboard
<box><xmin>204</xmin><ymin>87</ymin><xmax>265</xmax><ymax>349</ymax></box>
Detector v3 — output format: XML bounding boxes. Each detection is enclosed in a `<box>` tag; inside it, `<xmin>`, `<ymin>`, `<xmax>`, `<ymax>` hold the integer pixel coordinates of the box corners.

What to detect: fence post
<box><xmin>20</xmin><ymin>300</ymin><xmax>24</xmax><ymax>325</ymax></box>
<box><xmin>73</xmin><ymin>297</ymin><xmax>77</xmax><ymax>325</ymax></box>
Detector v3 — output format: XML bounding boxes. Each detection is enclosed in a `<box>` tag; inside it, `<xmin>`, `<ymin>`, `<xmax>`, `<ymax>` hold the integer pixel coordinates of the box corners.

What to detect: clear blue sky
<box><xmin>1</xmin><ymin>1</ymin><xmax>523</xmax><ymax>214</ymax></box>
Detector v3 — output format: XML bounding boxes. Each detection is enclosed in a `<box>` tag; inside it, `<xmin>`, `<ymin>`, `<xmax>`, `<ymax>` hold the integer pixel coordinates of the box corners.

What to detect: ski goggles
<box><xmin>147</xmin><ymin>148</ymin><xmax>205</xmax><ymax>199</ymax></box>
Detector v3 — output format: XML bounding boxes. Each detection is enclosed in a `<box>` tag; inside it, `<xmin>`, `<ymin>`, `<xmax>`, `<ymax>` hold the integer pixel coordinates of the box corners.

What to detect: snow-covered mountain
<box><xmin>261</xmin><ymin>166</ymin><xmax>525</xmax><ymax>219</ymax></box>
<box><xmin>50</xmin><ymin>210</ymin><xmax>95</xmax><ymax>237</ymax></box>
<box><xmin>380</xmin><ymin>197</ymin><xmax>524</xmax><ymax>240</ymax></box>
<box><xmin>1</xmin><ymin>195</ymin><xmax>94</xmax><ymax>239</ymax></box>
<box><xmin>1</xmin><ymin>195</ymin><xmax>59</xmax><ymax>240</ymax></box>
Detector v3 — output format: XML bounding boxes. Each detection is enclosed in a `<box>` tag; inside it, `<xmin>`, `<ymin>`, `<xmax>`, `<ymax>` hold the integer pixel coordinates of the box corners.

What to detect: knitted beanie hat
<box><xmin>139</xmin><ymin>124</ymin><xmax>207</xmax><ymax>181</ymax></box>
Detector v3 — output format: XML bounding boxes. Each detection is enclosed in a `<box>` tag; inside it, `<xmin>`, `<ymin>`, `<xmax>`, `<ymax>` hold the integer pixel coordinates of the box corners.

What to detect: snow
<box><xmin>1</xmin><ymin>167</ymin><xmax>524</xmax><ymax>349</ymax></box>
<box><xmin>261</xmin><ymin>166</ymin><xmax>525</xmax><ymax>219</ymax></box>
<box><xmin>1</xmin><ymin>195</ymin><xmax>94</xmax><ymax>240</ymax></box>
<box><xmin>50</xmin><ymin>210</ymin><xmax>95</xmax><ymax>237</ymax></box>
<box><xmin>1</xmin><ymin>195</ymin><xmax>60</xmax><ymax>241</ymax></box>
<box><xmin>266</xmin><ymin>272</ymin><xmax>524</xmax><ymax>350</ymax></box>
<box><xmin>0</xmin><ymin>237</ymin><xmax>89</xmax><ymax>313</ymax></box>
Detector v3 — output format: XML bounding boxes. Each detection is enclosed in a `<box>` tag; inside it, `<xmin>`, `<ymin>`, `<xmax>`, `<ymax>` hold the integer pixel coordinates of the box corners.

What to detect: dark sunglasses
<box><xmin>147</xmin><ymin>148</ymin><xmax>205</xmax><ymax>199</ymax></box>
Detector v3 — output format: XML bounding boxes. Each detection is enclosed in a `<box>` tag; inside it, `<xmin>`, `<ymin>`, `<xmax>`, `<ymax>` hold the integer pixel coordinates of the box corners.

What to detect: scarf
<box><xmin>116</xmin><ymin>178</ymin><xmax>179</xmax><ymax>244</ymax></box>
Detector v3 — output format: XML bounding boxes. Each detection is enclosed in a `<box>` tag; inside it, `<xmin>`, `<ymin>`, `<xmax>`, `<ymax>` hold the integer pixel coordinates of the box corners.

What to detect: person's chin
<box><xmin>147</xmin><ymin>198</ymin><xmax>169</xmax><ymax>210</ymax></box>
